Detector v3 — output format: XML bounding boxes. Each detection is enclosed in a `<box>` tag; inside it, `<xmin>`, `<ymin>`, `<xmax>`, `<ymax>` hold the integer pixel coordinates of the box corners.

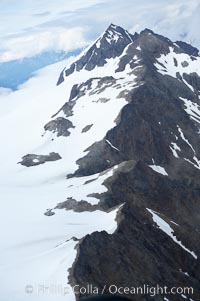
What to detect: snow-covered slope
<box><xmin>0</xmin><ymin>59</ymin><xmax>125</xmax><ymax>300</ymax></box>
<box><xmin>0</xmin><ymin>26</ymin><xmax>137</xmax><ymax>301</ymax></box>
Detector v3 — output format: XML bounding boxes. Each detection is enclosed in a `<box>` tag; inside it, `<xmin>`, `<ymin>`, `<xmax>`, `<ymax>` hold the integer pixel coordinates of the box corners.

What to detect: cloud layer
<box><xmin>0</xmin><ymin>27</ymin><xmax>88</xmax><ymax>62</ymax></box>
<box><xmin>0</xmin><ymin>0</ymin><xmax>199</xmax><ymax>62</ymax></box>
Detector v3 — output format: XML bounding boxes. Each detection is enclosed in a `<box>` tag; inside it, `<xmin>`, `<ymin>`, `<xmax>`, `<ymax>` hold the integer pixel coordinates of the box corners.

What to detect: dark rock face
<box><xmin>73</xmin><ymin>163</ymin><xmax>200</xmax><ymax>301</ymax></box>
<box><xmin>55</xmin><ymin>198</ymin><xmax>99</xmax><ymax>212</ymax></box>
<box><xmin>175</xmin><ymin>41</ymin><xmax>199</xmax><ymax>57</ymax></box>
<box><xmin>82</xmin><ymin>124</ymin><xmax>93</xmax><ymax>133</ymax></box>
<box><xmin>74</xmin><ymin>66</ymin><xmax>200</xmax><ymax>178</ymax></box>
<box><xmin>44</xmin><ymin>117</ymin><xmax>74</xmax><ymax>137</ymax></box>
<box><xmin>44</xmin><ymin>209</ymin><xmax>55</xmax><ymax>216</ymax></box>
<box><xmin>182</xmin><ymin>72</ymin><xmax>200</xmax><ymax>94</ymax></box>
<box><xmin>19</xmin><ymin>152</ymin><xmax>61</xmax><ymax>167</ymax></box>
<box><xmin>57</xmin><ymin>67</ymin><xmax>65</xmax><ymax>85</ymax></box>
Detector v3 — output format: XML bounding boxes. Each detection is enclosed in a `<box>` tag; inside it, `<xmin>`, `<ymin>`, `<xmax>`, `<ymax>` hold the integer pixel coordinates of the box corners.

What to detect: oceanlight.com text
<box><xmin>25</xmin><ymin>283</ymin><xmax>194</xmax><ymax>298</ymax></box>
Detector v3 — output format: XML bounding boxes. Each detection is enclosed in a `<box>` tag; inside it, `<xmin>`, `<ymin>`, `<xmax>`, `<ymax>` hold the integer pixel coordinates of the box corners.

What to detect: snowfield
<box><xmin>0</xmin><ymin>50</ymin><xmax>132</xmax><ymax>300</ymax></box>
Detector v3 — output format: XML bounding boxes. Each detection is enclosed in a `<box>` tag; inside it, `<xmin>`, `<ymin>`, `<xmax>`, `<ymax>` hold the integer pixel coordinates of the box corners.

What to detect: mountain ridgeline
<box><xmin>22</xmin><ymin>24</ymin><xmax>200</xmax><ymax>300</ymax></box>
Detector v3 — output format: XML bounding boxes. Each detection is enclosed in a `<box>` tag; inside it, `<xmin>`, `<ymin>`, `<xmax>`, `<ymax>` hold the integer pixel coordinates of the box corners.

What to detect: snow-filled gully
<box><xmin>147</xmin><ymin>209</ymin><xmax>197</xmax><ymax>260</ymax></box>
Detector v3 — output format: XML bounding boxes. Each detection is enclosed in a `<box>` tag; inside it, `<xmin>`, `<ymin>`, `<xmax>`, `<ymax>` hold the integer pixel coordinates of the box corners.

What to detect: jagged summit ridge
<box><xmin>57</xmin><ymin>24</ymin><xmax>199</xmax><ymax>85</ymax></box>
<box><xmin>102</xmin><ymin>23</ymin><xmax>137</xmax><ymax>44</ymax></box>
<box><xmin>57</xmin><ymin>24</ymin><xmax>138</xmax><ymax>84</ymax></box>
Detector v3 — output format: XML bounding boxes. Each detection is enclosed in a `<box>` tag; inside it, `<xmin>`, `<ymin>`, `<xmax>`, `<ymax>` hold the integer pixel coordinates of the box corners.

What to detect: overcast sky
<box><xmin>0</xmin><ymin>0</ymin><xmax>199</xmax><ymax>62</ymax></box>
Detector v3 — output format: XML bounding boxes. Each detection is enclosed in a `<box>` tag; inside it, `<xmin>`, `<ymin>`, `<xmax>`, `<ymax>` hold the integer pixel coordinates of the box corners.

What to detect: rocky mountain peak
<box><xmin>133</xmin><ymin>28</ymin><xmax>175</xmax><ymax>56</ymax></box>
<box><xmin>140</xmin><ymin>28</ymin><xmax>154</xmax><ymax>35</ymax></box>
<box><xmin>136</xmin><ymin>28</ymin><xmax>200</xmax><ymax>58</ymax></box>
<box><xmin>102</xmin><ymin>23</ymin><xmax>137</xmax><ymax>43</ymax></box>
<box><xmin>93</xmin><ymin>23</ymin><xmax>137</xmax><ymax>54</ymax></box>
<box><xmin>57</xmin><ymin>24</ymin><xmax>138</xmax><ymax>84</ymax></box>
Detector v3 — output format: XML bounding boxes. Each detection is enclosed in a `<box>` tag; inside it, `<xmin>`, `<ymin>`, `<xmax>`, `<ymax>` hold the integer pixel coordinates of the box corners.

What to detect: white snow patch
<box><xmin>147</xmin><ymin>209</ymin><xmax>198</xmax><ymax>260</ymax></box>
<box><xmin>180</xmin><ymin>97</ymin><xmax>200</xmax><ymax>124</ymax></box>
<box><xmin>177</xmin><ymin>125</ymin><xmax>200</xmax><ymax>169</ymax></box>
<box><xmin>173</xmin><ymin>42</ymin><xmax>181</xmax><ymax>49</ymax></box>
<box><xmin>149</xmin><ymin>165</ymin><xmax>168</xmax><ymax>176</ymax></box>
<box><xmin>179</xmin><ymin>268</ymin><xmax>189</xmax><ymax>277</ymax></box>
<box><xmin>178</xmin><ymin>126</ymin><xmax>195</xmax><ymax>153</ymax></box>
<box><xmin>125</xmin><ymin>30</ymin><xmax>134</xmax><ymax>43</ymax></box>
<box><xmin>183</xmin><ymin>79</ymin><xmax>195</xmax><ymax>92</ymax></box>
<box><xmin>184</xmin><ymin>157</ymin><xmax>200</xmax><ymax>170</ymax></box>
<box><xmin>106</xmin><ymin>139</ymin><xmax>120</xmax><ymax>152</ymax></box>
<box><xmin>32</xmin><ymin>158</ymin><xmax>40</xmax><ymax>163</ymax></box>
<box><xmin>170</xmin><ymin>220</ymin><xmax>179</xmax><ymax>226</ymax></box>
<box><xmin>170</xmin><ymin>142</ymin><xmax>181</xmax><ymax>158</ymax></box>
<box><xmin>96</xmin><ymin>39</ymin><xmax>101</xmax><ymax>49</ymax></box>
<box><xmin>106</xmin><ymin>30</ymin><xmax>122</xmax><ymax>44</ymax></box>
